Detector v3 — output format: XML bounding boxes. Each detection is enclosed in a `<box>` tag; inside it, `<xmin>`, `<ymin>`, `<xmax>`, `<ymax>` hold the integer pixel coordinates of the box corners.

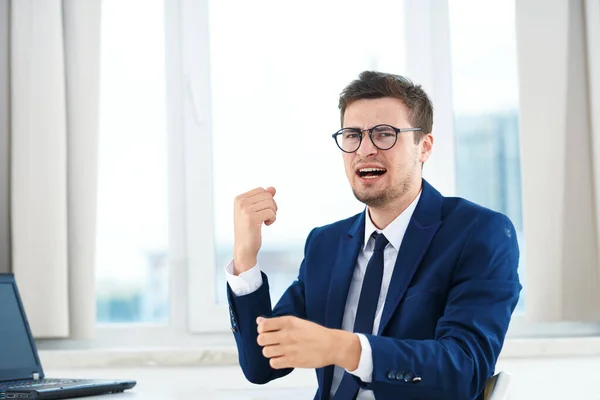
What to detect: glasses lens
<box><xmin>371</xmin><ymin>125</ymin><xmax>397</xmax><ymax>149</ymax></box>
<box><xmin>336</xmin><ymin>129</ymin><xmax>361</xmax><ymax>152</ymax></box>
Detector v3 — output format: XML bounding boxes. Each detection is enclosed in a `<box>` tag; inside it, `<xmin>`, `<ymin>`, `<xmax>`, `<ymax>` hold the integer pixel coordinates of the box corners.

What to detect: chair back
<box><xmin>484</xmin><ymin>371</ymin><xmax>512</xmax><ymax>400</ymax></box>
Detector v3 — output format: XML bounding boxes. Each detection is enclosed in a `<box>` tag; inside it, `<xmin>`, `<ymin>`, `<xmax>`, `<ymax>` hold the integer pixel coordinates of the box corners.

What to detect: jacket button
<box><xmin>387</xmin><ymin>370</ymin><xmax>396</xmax><ymax>380</ymax></box>
<box><xmin>403</xmin><ymin>372</ymin><xmax>414</xmax><ymax>382</ymax></box>
<box><xmin>412</xmin><ymin>376</ymin><xmax>422</xmax><ymax>384</ymax></box>
<box><xmin>395</xmin><ymin>371</ymin><xmax>404</xmax><ymax>381</ymax></box>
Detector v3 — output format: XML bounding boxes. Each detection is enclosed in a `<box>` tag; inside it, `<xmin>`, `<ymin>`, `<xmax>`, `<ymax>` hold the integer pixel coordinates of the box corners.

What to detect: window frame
<box><xmin>172</xmin><ymin>0</ymin><xmax>231</xmax><ymax>332</ymax></box>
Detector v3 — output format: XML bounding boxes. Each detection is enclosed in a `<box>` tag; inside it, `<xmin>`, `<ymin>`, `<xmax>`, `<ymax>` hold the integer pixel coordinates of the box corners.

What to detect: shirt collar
<box><xmin>363</xmin><ymin>190</ymin><xmax>422</xmax><ymax>251</ymax></box>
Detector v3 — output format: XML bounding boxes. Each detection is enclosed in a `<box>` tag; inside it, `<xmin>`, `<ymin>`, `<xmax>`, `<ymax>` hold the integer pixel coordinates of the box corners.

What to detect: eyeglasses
<box><xmin>332</xmin><ymin>124</ymin><xmax>423</xmax><ymax>153</ymax></box>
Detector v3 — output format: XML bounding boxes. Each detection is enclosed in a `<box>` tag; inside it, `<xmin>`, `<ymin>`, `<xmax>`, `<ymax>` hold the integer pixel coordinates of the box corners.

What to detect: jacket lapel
<box><xmin>320</xmin><ymin>211</ymin><xmax>365</xmax><ymax>397</ymax></box>
<box><xmin>377</xmin><ymin>179</ymin><xmax>443</xmax><ymax>335</ymax></box>
<box><xmin>324</xmin><ymin>211</ymin><xmax>365</xmax><ymax>330</ymax></box>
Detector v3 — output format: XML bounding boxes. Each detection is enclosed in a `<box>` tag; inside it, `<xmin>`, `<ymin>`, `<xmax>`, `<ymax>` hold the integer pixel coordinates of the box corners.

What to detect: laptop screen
<box><xmin>0</xmin><ymin>276</ymin><xmax>43</xmax><ymax>381</ymax></box>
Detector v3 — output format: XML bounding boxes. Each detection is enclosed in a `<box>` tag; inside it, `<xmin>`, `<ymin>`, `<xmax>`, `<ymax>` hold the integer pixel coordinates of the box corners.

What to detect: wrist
<box><xmin>233</xmin><ymin>251</ymin><xmax>257</xmax><ymax>275</ymax></box>
<box><xmin>331</xmin><ymin>330</ymin><xmax>361</xmax><ymax>371</ymax></box>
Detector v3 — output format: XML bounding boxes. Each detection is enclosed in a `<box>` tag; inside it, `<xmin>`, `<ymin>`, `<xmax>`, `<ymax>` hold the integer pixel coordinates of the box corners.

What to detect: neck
<box><xmin>368</xmin><ymin>180</ymin><xmax>422</xmax><ymax>230</ymax></box>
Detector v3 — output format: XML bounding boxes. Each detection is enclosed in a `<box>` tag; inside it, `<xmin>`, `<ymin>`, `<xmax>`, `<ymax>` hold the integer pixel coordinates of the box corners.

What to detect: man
<box><xmin>225</xmin><ymin>71</ymin><xmax>521</xmax><ymax>400</ymax></box>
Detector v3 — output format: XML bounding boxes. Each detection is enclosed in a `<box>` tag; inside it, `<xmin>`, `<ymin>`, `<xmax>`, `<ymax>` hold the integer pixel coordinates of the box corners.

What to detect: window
<box><xmin>93</xmin><ymin>0</ymin><xmax>527</xmax><ymax>335</ymax></box>
<box><xmin>448</xmin><ymin>0</ymin><xmax>525</xmax><ymax>312</ymax></box>
<box><xmin>96</xmin><ymin>0</ymin><xmax>169</xmax><ymax>323</ymax></box>
<box><xmin>208</xmin><ymin>0</ymin><xmax>407</xmax><ymax>306</ymax></box>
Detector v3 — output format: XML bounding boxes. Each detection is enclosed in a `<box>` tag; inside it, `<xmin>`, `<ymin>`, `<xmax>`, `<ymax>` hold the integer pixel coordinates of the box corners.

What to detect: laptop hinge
<box><xmin>32</xmin><ymin>373</ymin><xmax>40</xmax><ymax>380</ymax></box>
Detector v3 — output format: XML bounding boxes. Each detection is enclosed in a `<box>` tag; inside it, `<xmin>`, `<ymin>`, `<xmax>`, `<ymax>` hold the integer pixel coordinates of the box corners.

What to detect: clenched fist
<box><xmin>256</xmin><ymin>316</ymin><xmax>362</xmax><ymax>371</ymax></box>
<box><xmin>233</xmin><ymin>187</ymin><xmax>278</xmax><ymax>275</ymax></box>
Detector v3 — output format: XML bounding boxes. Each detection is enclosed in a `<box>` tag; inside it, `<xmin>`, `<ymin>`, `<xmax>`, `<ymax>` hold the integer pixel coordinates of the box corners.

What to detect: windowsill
<box><xmin>38</xmin><ymin>345</ymin><xmax>239</xmax><ymax>369</ymax></box>
<box><xmin>36</xmin><ymin>336</ymin><xmax>600</xmax><ymax>369</ymax></box>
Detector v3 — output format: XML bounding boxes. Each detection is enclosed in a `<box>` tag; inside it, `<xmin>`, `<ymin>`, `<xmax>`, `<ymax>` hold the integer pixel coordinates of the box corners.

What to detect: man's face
<box><xmin>341</xmin><ymin>97</ymin><xmax>432</xmax><ymax>208</ymax></box>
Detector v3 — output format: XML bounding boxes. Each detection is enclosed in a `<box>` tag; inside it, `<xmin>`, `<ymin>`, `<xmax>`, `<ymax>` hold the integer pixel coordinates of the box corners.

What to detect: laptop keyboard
<box><xmin>0</xmin><ymin>379</ymin><xmax>85</xmax><ymax>390</ymax></box>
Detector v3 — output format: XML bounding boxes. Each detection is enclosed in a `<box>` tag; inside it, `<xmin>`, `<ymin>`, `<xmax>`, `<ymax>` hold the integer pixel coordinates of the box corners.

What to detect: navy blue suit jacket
<box><xmin>228</xmin><ymin>179</ymin><xmax>521</xmax><ymax>399</ymax></box>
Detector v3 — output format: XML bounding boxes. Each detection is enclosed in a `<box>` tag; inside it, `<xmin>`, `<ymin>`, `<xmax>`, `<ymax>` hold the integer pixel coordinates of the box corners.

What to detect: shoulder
<box><xmin>301</xmin><ymin>211</ymin><xmax>363</xmax><ymax>250</ymax></box>
<box><xmin>309</xmin><ymin>212</ymin><xmax>362</xmax><ymax>238</ymax></box>
<box><xmin>441</xmin><ymin>196</ymin><xmax>516</xmax><ymax>236</ymax></box>
<box><xmin>439</xmin><ymin>197</ymin><xmax>519</xmax><ymax>270</ymax></box>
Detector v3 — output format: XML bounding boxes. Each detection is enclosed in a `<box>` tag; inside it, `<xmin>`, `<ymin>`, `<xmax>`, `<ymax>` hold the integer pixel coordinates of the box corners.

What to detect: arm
<box><xmin>228</xmin><ymin>228</ymin><xmax>315</xmax><ymax>384</ymax></box>
<box><xmin>353</xmin><ymin>212</ymin><xmax>521</xmax><ymax>399</ymax></box>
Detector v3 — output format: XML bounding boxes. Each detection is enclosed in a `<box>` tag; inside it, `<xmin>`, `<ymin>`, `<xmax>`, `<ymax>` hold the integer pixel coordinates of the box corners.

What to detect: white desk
<box><xmin>42</xmin><ymin>353</ymin><xmax>600</xmax><ymax>399</ymax></box>
<box><xmin>46</xmin><ymin>366</ymin><xmax>317</xmax><ymax>400</ymax></box>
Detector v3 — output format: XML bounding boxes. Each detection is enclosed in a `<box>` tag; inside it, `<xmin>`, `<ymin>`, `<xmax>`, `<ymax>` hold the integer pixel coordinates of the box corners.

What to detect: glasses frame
<box><xmin>331</xmin><ymin>124</ymin><xmax>423</xmax><ymax>153</ymax></box>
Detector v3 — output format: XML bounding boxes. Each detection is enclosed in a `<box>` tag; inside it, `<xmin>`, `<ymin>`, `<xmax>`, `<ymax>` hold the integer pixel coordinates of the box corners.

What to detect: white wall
<box><xmin>0</xmin><ymin>0</ymin><xmax>10</xmax><ymax>274</ymax></box>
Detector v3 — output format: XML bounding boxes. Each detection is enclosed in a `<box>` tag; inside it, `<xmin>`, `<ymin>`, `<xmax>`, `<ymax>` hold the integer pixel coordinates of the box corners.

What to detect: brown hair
<box><xmin>338</xmin><ymin>71</ymin><xmax>433</xmax><ymax>143</ymax></box>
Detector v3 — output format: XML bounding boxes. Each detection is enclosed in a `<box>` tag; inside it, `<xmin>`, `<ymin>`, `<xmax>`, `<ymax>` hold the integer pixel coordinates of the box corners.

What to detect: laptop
<box><xmin>0</xmin><ymin>273</ymin><xmax>136</xmax><ymax>399</ymax></box>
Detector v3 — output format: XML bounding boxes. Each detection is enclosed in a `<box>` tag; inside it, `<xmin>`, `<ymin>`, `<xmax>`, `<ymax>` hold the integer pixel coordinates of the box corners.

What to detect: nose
<box><xmin>356</xmin><ymin>132</ymin><xmax>378</xmax><ymax>158</ymax></box>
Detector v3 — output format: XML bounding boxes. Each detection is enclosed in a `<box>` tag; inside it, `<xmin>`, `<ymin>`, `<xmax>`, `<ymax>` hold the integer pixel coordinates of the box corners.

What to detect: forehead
<box><xmin>343</xmin><ymin>97</ymin><xmax>411</xmax><ymax>128</ymax></box>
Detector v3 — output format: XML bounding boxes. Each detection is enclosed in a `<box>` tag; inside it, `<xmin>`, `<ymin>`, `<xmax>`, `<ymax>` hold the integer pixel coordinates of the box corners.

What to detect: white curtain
<box><xmin>587</xmin><ymin>0</ymin><xmax>600</xmax><ymax>285</ymax></box>
<box><xmin>10</xmin><ymin>0</ymin><xmax>102</xmax><ymax>339</ymax></box>
<box><xmin>516</xmin><ymin>0</ymin><xmax>600</xmax><ymax>322</ymax></box>
<box><xmin>0</xmin><ymin>0</ymin><xmax>9</xmax><ymax>275</ymax></box>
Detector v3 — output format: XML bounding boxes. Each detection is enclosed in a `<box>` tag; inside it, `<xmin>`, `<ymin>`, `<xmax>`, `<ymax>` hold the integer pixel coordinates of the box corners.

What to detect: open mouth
<box><xmin>357</xmin><ymin>167</ymin><xmax>387</xmax><ymax>178</ymax></box>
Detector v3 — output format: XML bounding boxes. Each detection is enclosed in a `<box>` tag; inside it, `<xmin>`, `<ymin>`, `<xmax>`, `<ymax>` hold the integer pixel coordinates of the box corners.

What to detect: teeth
<box><xmin>359</xmin><ymin>168</ymin><xmax>385</xmax><ymax>172</ymax></box>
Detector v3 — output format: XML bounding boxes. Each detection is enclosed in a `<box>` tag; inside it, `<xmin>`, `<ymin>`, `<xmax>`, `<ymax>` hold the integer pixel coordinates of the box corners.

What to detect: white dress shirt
<box><xmin>226</xmin><ymin>191</ymin><xmax>421</xmax><ymax>399</ymax></box>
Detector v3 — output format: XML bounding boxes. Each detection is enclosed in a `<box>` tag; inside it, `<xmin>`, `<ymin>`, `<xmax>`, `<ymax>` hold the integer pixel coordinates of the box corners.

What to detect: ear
<box><xmin>419</xmin><ymin>134</ymin><xmax>434</xmax><ymax>163</ymax></box>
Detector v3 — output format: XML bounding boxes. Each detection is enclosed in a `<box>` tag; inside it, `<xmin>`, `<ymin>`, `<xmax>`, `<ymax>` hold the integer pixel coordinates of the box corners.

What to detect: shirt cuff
<box><xmin>346</xmin><ymin>333</ymin><xmax>373</xmax><ymax>383</ymax></box>
<box><xmin>225</xmin><ymin>259</ymin><xmax>263</xmax><ymax>296</ymax></box>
